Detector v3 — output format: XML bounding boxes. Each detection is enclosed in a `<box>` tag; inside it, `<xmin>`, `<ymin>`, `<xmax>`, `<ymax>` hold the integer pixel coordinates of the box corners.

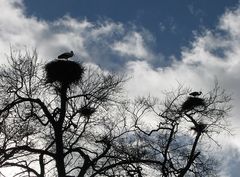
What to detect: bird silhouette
<box><xmin>58</xmin><ymin>51</ymin><xmax>74</xmax><ymax>59</ymax></box>
<box><xmin>189</xmin><ymin>91</ymin><xmax>202</xmax><ymax>97</ymax></box>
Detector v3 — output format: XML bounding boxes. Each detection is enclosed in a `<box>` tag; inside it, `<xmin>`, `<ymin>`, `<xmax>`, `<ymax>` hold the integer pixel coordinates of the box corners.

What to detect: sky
<box><xmin>1</xmin><ymin>0</ymin><xmax>240</xmax><ymax>176</ymax></box>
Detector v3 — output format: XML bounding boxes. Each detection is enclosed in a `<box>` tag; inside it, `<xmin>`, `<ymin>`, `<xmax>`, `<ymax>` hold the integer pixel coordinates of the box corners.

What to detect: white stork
<box><xmin>58</xmin><ymin>51</ymin><xmax>74</xmax><ymax>59</ymax></box>
<box><xmin>189</xmin><ymin>91</ymin><xmax>202</xmax><ymax>97</ymax></box>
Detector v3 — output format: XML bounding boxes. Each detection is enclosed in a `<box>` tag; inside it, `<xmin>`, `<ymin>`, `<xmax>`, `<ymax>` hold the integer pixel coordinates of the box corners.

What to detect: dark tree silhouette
<box><xmin>0</xmin><ymin>51</ymin><xmax>134</xmax><ymax>177</ymax></box>
<box><xmin>125</xmin><ymin>85</ymin><xmax>231</xmax><ymax>177</ymax></box>
<box><xmin>0</xmin><ymin>51</ymin><xmax>231</xmax><ymax>177</ymax></box>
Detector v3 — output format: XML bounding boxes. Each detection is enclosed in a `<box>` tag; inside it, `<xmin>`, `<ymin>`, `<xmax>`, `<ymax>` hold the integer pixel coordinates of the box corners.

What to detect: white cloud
<box><xmin>0</xmin><ymin>0</ymin><xmax>151</xmax><ymax>69</ymax></box>
<box><xmin>124</xmin><ymin>6</ymin><xmax>240</xmax><ymax>175</ymax></box>
<box><xmin>1</xmin><ymin>0</ymin><xmax>240</xmax><ymax>175</ymax></box>
<box><xmin>219</xmin><ymin>8</ymin><xmax>240</xmax><ymax>37</ymax></box>
<box><xmin>112</xmin><ymin>32</ymin><xmax>153</xmax><ymax>59</ymax></box>
<box><xmin>0</xmin><ymin>0</ymin><xmax>47</xmax><ymax>59</ymax></box>
<box><xmin>126</xmin><ymin>7</ymin><xmax>240</xmax><ymax>110</ymax></box>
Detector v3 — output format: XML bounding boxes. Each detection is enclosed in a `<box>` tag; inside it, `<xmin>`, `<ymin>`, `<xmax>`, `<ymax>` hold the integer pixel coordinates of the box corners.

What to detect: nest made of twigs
<box><xmin>45</xmin><ymin>60</ymin><xmax>84</xmax><ymax>85</ymax></box>
<box><xmin>181</xmin><ymin>96</ymin><xmax>206</xmax><ymax>111</ymax></box>
<box><xmin>80</xmin><ymin>106</ymin><xmax>96</xmax><ymax>117</ymax></box>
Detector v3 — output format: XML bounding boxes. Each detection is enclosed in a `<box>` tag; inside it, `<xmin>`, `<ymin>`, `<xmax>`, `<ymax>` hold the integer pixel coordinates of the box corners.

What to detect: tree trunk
<box><xmin>55</xmin><ymin>83</ymin><xmax>68</xmax><ymax>177</ymax></box>
<box><xmin>55</xmin><ymin>129</ymin><xmax>66</xmax><ymax>177</ymax></box>
<box><xmin>178</xmin><ymin>132</ymin><xmax>201</xmax><ymax>177</ymax></box>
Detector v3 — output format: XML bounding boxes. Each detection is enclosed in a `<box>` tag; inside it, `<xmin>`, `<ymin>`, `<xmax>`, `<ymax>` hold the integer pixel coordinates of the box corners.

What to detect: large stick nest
<box><xmin>45</xmin><ymin>60</ymin><xmax>84</xmax><ymax>85</ymax></box>
<box><xmin>79</xmin><ymin>106</ymin><xmax>96</xmax><ymax>117</ymax></box>
<box><xmin>181</xmin><ymin>96</ymin><xmax>206</xmax><ymax>111</ymax></box>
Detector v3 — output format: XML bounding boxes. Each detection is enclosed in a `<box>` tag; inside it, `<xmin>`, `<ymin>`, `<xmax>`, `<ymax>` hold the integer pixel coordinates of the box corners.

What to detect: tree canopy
<box><xmin>0</xmin><ymin>51</ymin><xmax>231</xmax><ymax>177</ymax></box>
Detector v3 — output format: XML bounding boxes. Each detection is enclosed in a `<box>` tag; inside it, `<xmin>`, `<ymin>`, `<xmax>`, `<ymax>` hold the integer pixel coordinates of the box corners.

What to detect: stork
<box><xmin>58</xmin><ymin>51</ymin><xmax>74</xmax><ymax>59</ymax></box>
<box><xmin>189</xmin><ymin>91</ymin><xmax>202</xmax><ymax>97</ymax></box>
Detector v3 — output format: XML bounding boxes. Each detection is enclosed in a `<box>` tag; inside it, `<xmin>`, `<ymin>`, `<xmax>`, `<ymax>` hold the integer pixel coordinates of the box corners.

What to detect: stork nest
<box><xmin>181</xmin><ymin>96</ymin><xmax>206</xmax><ymax>111</ymax></box>
<box><xmin>45</xmin><ymin>60</ymin><xmax>84</xmax><ymax>85</ymax></box>
<box><xmin>79</xmin><ymin>106</ymin><xmax>96</xmax><ymax>117</ymax></box>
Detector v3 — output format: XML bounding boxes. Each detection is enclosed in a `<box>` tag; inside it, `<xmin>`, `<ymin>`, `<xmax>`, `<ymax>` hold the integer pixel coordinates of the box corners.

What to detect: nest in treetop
<box><xmin>79</xmin><ymin>106</ymin><xmax>96</xmax><ymax>117</ymax></box>
<box><xmin>45</xmin><ymin>60</ymin><xmax>84</xmax><ymax>85</ymax></box>
<box><xmin>181</xmin><ymin>96</ymin><xmax>206</xmax><ymax>111</ymax></box>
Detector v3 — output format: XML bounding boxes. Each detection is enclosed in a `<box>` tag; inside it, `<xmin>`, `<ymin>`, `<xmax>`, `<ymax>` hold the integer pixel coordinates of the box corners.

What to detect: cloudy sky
<box><xmin>1</xmin><ymin>0</ymin><xmax>240</xmax><ymax>176</ymax></box>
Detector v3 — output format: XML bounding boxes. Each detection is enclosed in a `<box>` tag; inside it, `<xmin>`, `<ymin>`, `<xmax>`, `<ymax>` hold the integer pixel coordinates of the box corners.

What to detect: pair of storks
<box><xmin>57</xmin><ymin>51</ymin><xmax>203</xmax><ymax>97</ymax></box>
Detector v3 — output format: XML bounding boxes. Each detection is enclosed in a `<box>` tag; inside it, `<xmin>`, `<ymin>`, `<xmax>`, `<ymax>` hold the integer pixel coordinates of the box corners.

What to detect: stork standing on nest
<box><xmin>58</xmin><ymin>51</ymin><xmax>74</xmax><ymax>60</ymax></box>
<box><xmin>189</xmin><ymin>91</ymin><xmax>202</xmax><ymax>97</ymax></box>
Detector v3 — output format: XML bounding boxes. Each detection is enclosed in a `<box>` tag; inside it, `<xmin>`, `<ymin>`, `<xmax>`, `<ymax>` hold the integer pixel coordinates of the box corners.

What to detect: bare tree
<box><xmin>0</xmin><ymin>51</ymin><xmax>138</xmax><ymax>177</ymax></box>
<box><xmin>124</xmin><ymin>84</ymin><xmax>231</xmax><ymax>177</ymax></box>
<box><xmin>0</xmin><ymin>51</ymin><xmax>231</xmax><ymax>177</ymax></box>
